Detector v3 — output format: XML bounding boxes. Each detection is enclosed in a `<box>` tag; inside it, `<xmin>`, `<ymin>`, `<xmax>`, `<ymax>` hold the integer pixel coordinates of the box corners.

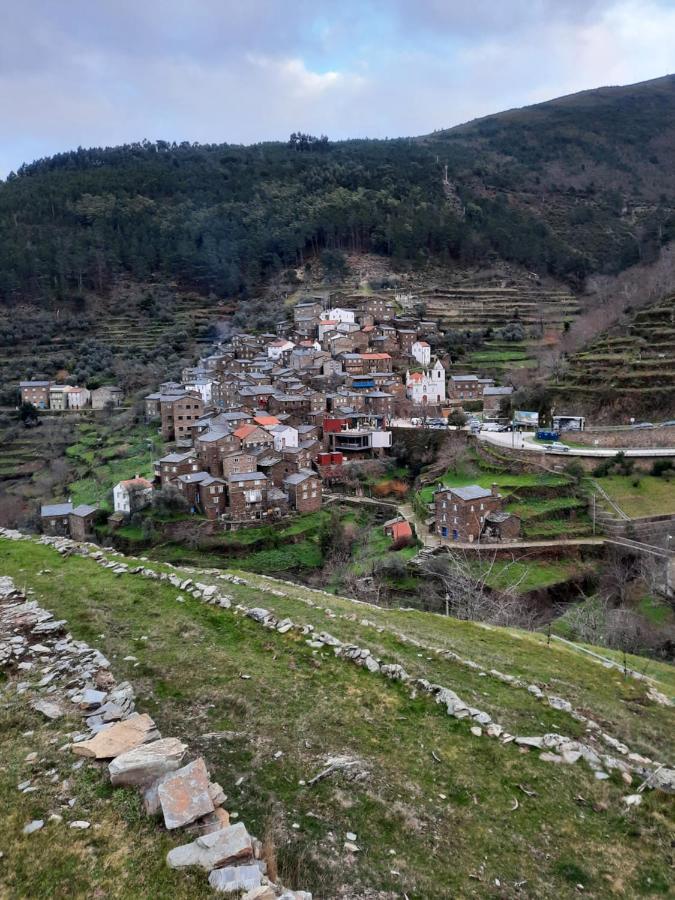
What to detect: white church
<box><xmin>405</xmin><ymin>359</ymin><xmax>446</xmax><ymax>405</ymax></box>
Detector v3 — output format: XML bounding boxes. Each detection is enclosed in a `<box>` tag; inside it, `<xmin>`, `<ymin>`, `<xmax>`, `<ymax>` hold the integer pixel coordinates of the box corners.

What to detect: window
<box><xmin>480</xmin><ymin>503</ymin><xmax>484</xmax><ymax>510</ymax></box>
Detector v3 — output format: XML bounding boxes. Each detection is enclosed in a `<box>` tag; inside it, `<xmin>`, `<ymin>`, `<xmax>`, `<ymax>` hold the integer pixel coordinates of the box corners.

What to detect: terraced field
<box><xmin>418</xmin><ymin>281</ymin><xmax>579</xmax><ymax>331</ymax></box>
<box><xmin>0</xmin><ymin>282</ymin><xmax>228</xmax><ymax>393</ymax></box>
<box><xmin>553</xmin><ymin>294</ymin><xmax>675</xmax><ymax>418</ymax></box>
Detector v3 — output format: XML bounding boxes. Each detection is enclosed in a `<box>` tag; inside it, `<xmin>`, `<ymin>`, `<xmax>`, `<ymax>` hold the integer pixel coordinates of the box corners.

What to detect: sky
<box><xmin>1</xmin><ymin>0</ymin><xmax>675</xmax><ymax>177</ymax></box>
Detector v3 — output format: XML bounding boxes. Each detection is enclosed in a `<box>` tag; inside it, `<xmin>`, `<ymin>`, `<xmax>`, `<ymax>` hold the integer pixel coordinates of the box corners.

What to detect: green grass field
<box><xmin>1</xmin><ymin>536</ymin><xmax>673</xmax><ymax>899</ymax></box>
<box><xmin>66</xmin><ymin>420</ymin><xmax>163</xmax><ymax>509</ymax></box>
<box><xmin>598</xmin><ymin>475</ymin><xmax>675</xmax><ymax>518</ymax></box>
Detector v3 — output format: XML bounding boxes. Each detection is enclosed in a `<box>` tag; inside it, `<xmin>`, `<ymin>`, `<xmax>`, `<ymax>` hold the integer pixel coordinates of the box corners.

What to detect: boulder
<box><xmin>158</xmin><ymin>757</ymin><xmax>215</xmax><ymax>829</ymax></box>
<box><xmin>109</xmin><ymin>738</ymin><xmax>187</xmax><ymax>787</ymax></box>
<box><xmin>167</xmin><ymin>822</ymin><xmax>253</xmax><ymax>870</ymax></box>
<box><xmin>72</xmin><ymin>713</ymin><xmax>158</xmax><ymax>759</ymax></box>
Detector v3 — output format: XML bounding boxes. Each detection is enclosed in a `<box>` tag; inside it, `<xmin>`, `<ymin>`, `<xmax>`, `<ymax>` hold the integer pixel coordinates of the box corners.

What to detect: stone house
<box><xmin>482</xmin><ymin>510</ymin><xmax>521</xmax><ymax>542</ymax></box>
<box><xmin>198</xmin><ymin>475</ymin><xmax>227</xmax><ymax>519</ymax></box>
<box><xmin>91</xmin><ymin>385</ymin><xmax>123</xmax><ymax>409</ymax></box>
<box><xmin>267</xmin><ymin>394</ymin><xmax>309</xmax><ymax>418</ymax></box>
<box><xmin>157</xmin><ymin>451</ymin><xmax>201</xmax><ymax>487</ymax></box>
<box><xmin>359</xmin><ymin>353</ymin><xmax>393</xmax><ymax>374</ymax></box>
<box><xmin>68</xmin><ymin>504</ymin><xmax>99</xmax><ymax>541</ymax></box>
<box><xmin>363</xmin><ymin>391</ymin><xmax>394</xmax><ymax>417</ymax></box>
<box><xmin>293</xmin><ymin>300</ymin><xmax>323</xmax><ymax>335</ymax></box>
<box><xmin>176</xmin><ymin>471</ymin><xmax>212</xmax><ymax>511</ymax></box>
<box><xmin>40</xmin><ymin>502</ymin><xmax>73</xmax><ymax>536</ymax></box>
<box><xmin>221</xmin><ymin>451</ymin><xmax>258</xmax><ymax>478</ymax></box>
<box><xmin>226</xmin><ymin>471</ymin><xmax>268</xmax><ymax>520</ymax></box>
<box><xmin>447</xmin><ymin>375</ymin><xmax>495</xmax><ymax>404</ymax></box>
<box><xmin>113</xmin><ymin>477</ymin><xmax>154</xmax><ymax>516</ymax></box>
<box><xmin>144</xmin><ymin>392</ymin><xmax>162</xmax><ymax>419</ymax></box>
<box><xmin>194</xmin><ymin>428</ymin><xmax>239</xmax><ymax>476</ymax></box>
<box><xmin>357</xmin><ymin>296</ymin><xmax>395</xmax><ymax>322</ymax></box>
<box><xmin>434</xmin><ymin>484</ymin><xmax>505</xmax><ymax>543</ymax></box>
<box><xmin>284</xmin><ymin>470</ymin><xmax>322</xmax><ymax>513</ymax></box>
<box><xmin>396</xmin><ymin>329</ymin><xmax>417</xmax><ymax>354</ymax></box>
<box><xmin>20</xmin><ymin>380</ymin><xmax>51</xmax><ymax>409</ymax></box>
<box><xmin>234</xmin><ymin>424</ymin><xmax>274</xmax><ymax>452</ymax></box>
<box><xmin>160</xmin><ymin>391</ymin><xmax>205</xmax><ymax>444</ymax></box>
<box><xmin>483</xmin><ymin>385</ymin><xmax>514</xmax><ymax>413</ymax></box>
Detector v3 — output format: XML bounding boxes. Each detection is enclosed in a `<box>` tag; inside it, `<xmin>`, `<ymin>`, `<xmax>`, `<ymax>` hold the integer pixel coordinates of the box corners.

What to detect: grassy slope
<box><xmin>598</xmin><ymin>475</ymin><xmax>675</xmax><ymax>518</ymax></box>
<box><xmin>1</xmin><ymin>538</ymin><xmax>674</xmax><ymax>898</ymax></box>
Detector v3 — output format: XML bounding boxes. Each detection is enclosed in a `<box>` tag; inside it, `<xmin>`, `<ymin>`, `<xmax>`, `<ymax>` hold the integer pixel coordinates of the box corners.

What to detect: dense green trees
<box><xmin>2</xmin><ymin>77</ymin><xmax>675</xmax><ymax>308</ymax></box>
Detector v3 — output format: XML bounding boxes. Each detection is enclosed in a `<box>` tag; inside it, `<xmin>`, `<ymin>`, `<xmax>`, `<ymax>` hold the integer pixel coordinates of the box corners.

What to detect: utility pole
<box><xmin>592</xmin><ymin>493</ymin><xmax>596</xmax><ymax>535</ymax></box>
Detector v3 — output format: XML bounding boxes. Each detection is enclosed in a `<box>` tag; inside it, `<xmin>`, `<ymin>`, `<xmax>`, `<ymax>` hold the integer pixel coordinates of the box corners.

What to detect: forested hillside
<box><xmin>1</xmin><ymin>75</ymin><xmax>675</xmax><ymax>307</ymax></box>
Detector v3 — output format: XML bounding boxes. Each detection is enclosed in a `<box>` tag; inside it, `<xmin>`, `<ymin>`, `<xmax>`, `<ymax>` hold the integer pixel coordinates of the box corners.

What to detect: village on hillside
<box><xmin>25</xmin><ymin>291</ymin><xmax>543</xmax><ymax>547</ymax></box>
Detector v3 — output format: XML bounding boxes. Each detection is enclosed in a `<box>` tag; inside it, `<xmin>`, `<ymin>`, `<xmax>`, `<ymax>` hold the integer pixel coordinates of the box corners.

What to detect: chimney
<box><xmin>491</xmin><ymin>483</ymin><xmax>499</xmax><ymax>498</ymax></box>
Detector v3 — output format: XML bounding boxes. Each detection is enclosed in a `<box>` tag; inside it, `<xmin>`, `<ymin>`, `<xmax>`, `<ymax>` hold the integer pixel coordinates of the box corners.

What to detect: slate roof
<box><xmin>71</xmin><ymin>504</ymin><xmax>98</xmax><ymax>517</ymax></box>
<box><xmin>283</xmin><ymin>469</ymin><xmax>317</xmax><ymax>485</ymax></box>
<box><xmin>227</xmin><ymin>471</ymin><xmax>267</xmax><ymax>482</ymax></box>
<box><xmin>445</xmin><ymin>485</ymin><xmax>494</xmax><ymax>502</ymax></box>
<box><xmin>483</xmin><ymin>386</ymin><xmax>513</xmax><ymax>396</ymax></box>
<box><xmin>41</xmin><ymin>503</ymin><xmax>73</xmax><ymax>517</ymax></box>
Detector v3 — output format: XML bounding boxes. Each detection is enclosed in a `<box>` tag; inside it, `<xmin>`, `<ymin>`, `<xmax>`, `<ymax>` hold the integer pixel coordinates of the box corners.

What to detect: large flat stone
<box><xmin>158</xmin><ymin>757</ymin><xmax>215</xmax><ymax>829</ymax></box>
<box><xmin>166</xmin><ymin>822</ymin><xmax>253</xmax><ymax>870</ymax></box>
<box><xmin>31</xmin><ymin>698</ymin><xmax>64</xmax><ymax>720</ymax></box>
<box><xmin>72</xmin><ymin>713</ymin><xmax>158</xmax><ymax>759</ymax></box>
<box><xmin>109</xmin><ymin>737</ymin><xmax>186</xmax><ymax>787</ymax></box>
<box><xmin>207</xmin><ymin>864</ymin><xmax>262</xmax><ymax>893</ymax></box>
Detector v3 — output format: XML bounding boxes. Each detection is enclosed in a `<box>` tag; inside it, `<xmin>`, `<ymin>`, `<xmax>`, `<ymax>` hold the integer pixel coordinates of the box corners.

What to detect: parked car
<box><xmin>544</xmin><ymin>442</ymin><xmax>571</xmax><ymax>453</ymax></box>
<box><xmin>632</xmin><ymin>422</ymin><xmax>655</xmax><ymax>429</ymax></box>
<box><xmin>480</xmin><ymin>422</ymin><xmax>501</xmax><ymax>432</ymax></box>
<box><xmin>661</xmin><ymin>420</ymin><xmax>675</xmax><ymax>427</ymax></box>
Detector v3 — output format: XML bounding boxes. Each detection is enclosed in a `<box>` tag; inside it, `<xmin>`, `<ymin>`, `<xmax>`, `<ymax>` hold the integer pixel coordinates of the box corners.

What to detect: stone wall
<box><xmin>0</xmin><ymin>571</ymin><xmax>310</xmax><ymax>900</ymax></box>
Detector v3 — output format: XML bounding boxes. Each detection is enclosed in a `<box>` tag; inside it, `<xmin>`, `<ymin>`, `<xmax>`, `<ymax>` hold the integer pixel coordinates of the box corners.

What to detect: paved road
<box><xmin>477</xmin><ymin>430</ymin><xmax>675</xmax><ymax>458</ymax></box>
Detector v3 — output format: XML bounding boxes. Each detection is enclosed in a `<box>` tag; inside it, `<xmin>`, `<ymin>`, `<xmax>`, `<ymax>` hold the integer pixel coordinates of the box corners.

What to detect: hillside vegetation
<box><xmin>1</xmin><ymin>535</ymin><xmax>673</xmax><ymax>898</ymax></box>
<box><xmin>2</xmin><ymin>77</ymin><xmax>675</xmax><ymax>311</ymax></box>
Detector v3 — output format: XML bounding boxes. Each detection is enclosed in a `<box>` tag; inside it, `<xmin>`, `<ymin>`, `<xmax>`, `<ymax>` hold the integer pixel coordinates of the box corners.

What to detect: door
<box><xmin>452</xmin><ymin>529</ymin><xmax>459</xmax><ymax>541</ymax></box>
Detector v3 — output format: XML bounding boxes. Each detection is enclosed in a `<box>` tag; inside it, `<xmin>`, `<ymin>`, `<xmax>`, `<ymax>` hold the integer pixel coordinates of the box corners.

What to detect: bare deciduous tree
<box><xmin>419</xmin><ymin>552</ymin><xmax>536</xmax><ymax>628</ymax></box>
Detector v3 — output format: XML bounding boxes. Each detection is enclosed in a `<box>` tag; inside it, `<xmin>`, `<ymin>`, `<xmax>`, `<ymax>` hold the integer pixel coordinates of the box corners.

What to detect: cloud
<box><xmin>0</xmin><ymin>1</ymin><xmax>674</xmax><ymax>176</ymax></box>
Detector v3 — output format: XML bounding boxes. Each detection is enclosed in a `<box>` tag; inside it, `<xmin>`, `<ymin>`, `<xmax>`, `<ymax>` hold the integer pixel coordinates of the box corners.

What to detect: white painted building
<box><xmin>325</xmin><ymin>307</ymin><xmax>356</xmax><ymax>324</ymax></box>
<box><xmin>113</xmin><ymin>477</ymin><xmax>154</xmax><ymax>515</ymax></box>
<box><xmin>66</xmin><ymin>386</ymin><xmax>90</xmax><ymax>409</ymax></box>
<box><xmin>267</xmin><ymin>338</ymin><xmax>295</xmax><ymax>360</ymax></box>
<box><xmin>406</xmin><ymin>359</ymin><xmax>446</xmax><ymax>404</ymax></box>
<box><xmin>182</xmin><ymin>378</ymin><xmax>215</xmax><ymax>404</ymax></box>
<box><xmin>269</xmin><ymin>424</ymin><xmax>299</xmax><ymax>451</ymax></box>
<box><xmin>411</xmin><ymin>340</ymin><xmax>431</xmax><ymax>367</ymax></box>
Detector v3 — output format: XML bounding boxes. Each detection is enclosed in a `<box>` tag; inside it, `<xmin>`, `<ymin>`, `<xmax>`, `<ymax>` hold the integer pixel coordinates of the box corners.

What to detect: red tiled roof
<box><xmin>254</xmin><ymin>415</ymin><xmax>280</xmax><ymax>426</ymax></box>
<box><xmin>119</xmin><ymin>477</ymin><xmax>153</xmax><ymax>489</ymax></box>
<box><xmin>409</xmin><ymin>372</ymin><xmax>423</xmax><ymax>382</ymax></box>
<box><xmin>359</xmin><ymin>353</ymin><xmax>391</xmax><ymax>360</ymax></box>
<box><xmin>234</xmin><ymin>424</ymin><xmax>257</xmax><ymax>439</ymax></box>
<box><xmin>391</xmin><ymin>521</ymin><xmax>412</xmax><ymax>541</ymax></box>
